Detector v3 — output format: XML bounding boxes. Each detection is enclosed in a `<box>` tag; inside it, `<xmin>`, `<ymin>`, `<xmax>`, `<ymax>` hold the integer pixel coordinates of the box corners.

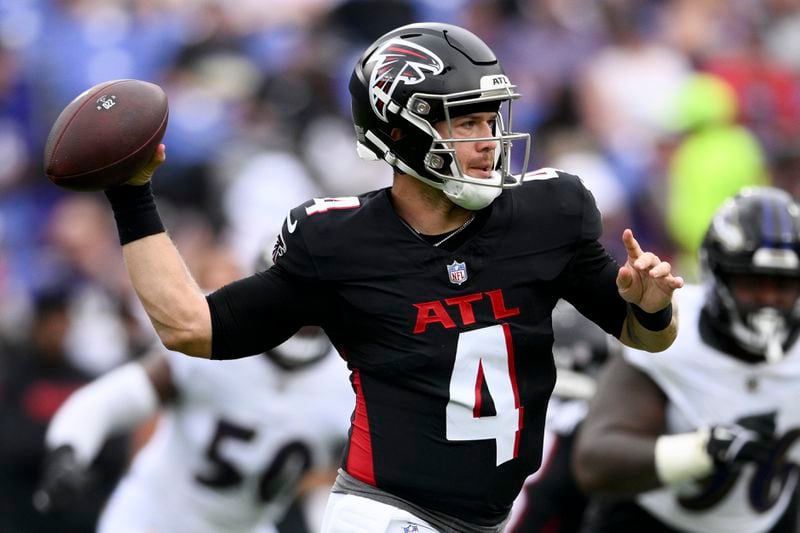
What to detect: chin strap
<box><xmin>443</xmin><ymin>171</ymin><xmax>503</xmax><ymax>210</ymax></box>
<box><xmin>362</xmin><ymin>128</ymin><xmax>506</xmax><ymax>210</ymax></box>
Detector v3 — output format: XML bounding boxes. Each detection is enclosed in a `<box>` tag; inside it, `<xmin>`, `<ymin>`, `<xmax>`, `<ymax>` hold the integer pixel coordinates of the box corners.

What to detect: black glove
<box><xmin>705</xmin><ymin>411</ymin><xmax>777</xmax><ymax>467</ymax></box>
<box><xmin>33</xmin><ymin>445</ymin><xmax>91</xmax><ymax>513</ymax></box>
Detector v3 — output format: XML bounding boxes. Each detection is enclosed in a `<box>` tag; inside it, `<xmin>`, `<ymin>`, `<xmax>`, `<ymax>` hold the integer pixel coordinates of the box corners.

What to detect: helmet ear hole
<box><xmin>394</xmin><ymin>129</ymin><xmax>450</xmax><ymax>176</ymax></box>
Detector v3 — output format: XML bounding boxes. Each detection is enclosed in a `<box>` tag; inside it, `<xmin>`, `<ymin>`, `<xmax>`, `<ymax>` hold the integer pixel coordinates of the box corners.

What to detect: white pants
<box><xmin>321</xmin><ymin>492</ymin><xmax>440</xmax><ymax>533</ymax></box>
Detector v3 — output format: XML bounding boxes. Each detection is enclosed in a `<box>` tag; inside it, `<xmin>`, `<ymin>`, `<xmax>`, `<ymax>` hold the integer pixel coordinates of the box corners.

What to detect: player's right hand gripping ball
<box><xmin>44</xmin><ymin>79</ymin><xmax>168</xmax><ymax>191</ymax></box>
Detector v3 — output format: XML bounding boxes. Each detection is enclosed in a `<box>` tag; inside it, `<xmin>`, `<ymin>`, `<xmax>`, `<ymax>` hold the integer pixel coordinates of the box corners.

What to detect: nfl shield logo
<box><xmin>447</xmin><ymin>260</ymin><xmax>468</xmax><ymax>285</ymax></box>
<box><xmin>402</xmin><ymin>526</ymin><xmax>419</xmax><ymax>533</ymax></box>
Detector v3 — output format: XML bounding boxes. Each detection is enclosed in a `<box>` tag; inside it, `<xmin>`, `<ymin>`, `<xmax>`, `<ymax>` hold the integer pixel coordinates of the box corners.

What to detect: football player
<box><xmin>34</xmin><ymin>249</ymin><xmax>352</xmax><ymax>533</ymax></box>
<box><xmin>98</xmin><ymin>23</ymin><xmax>682</xmax><ymax>531</ymax></box>
<box><xmin>573</xmin><ymin>187</ymin><xmax>800</xmax><ymax>533</ymax></box>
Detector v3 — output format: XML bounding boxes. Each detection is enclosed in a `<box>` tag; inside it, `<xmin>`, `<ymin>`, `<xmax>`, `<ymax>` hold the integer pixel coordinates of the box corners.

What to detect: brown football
<box><xmin>44</xmin><ymin>79</ymin><xmax>168</xmax><ymax>191</ymax></box>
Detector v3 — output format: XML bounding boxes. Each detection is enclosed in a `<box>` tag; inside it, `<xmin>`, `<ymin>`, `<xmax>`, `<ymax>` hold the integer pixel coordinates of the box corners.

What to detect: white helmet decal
<box><xmin>367</xmin><ymin>39</ymin><xmax>444</xmax><ymax>123</ymax></box>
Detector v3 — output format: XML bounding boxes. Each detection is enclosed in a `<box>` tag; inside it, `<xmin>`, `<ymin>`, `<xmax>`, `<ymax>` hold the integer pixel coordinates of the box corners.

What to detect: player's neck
<box><xmin>391</xmin><ymin>173</ymin><xmax>473</xmax><ymax>235</ymax></box>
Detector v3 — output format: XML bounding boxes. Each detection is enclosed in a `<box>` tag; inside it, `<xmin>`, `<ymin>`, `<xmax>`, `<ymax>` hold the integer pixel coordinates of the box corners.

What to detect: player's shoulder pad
<box><xmin>272</xmin><ymin>195</ymin><xmax>366</xmax><ymax>275</ymax></box>
<box><xmin>522</xmin><ymin>167</ymin><xmax>567</xmax><ymax>182</ymax></box>
<box><xmin>522</xmin><ymin>167</ymin><xmax>587</xmax><ymax>189</ymax></box>
<box><xmin>516</xmin><ymin>167</ymin><xmax>601</xmax><ymax>239</ymax></box>
<box><xmin>288</xmin><ymin>196</ymin><xmax>361</xmax><ymax>229</ymax></box>
<box><xmin>519</xmin><ymin>167</ymin><xmax>595</xmax><ymax>209</ymax></box>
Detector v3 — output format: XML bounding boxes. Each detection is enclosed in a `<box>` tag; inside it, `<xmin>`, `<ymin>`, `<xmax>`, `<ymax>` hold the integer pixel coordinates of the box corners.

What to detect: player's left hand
<box><xmin>616</xmin><ymin>229</ymin><xmax>684</xmax><ymax>312</ymax></box>
<box><xmin>706</xmin><ymin>411</ymin><xmax>777</xmax><ymax>468</ymax></box>
<box><xmin>33</xmin><ymin>445</ymin><xmax>92</xmax><ymax>513</ymax></box>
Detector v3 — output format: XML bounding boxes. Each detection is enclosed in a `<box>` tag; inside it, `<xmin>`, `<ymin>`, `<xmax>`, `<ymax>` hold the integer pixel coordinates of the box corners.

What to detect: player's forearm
<box><xmin>105</xmin><ymin>182</ymin><xmax>212</xmax><ymax>357</ymax></box>
<box><xmin>619</xmin><ymin>301</ymin><xmax>678</xmax><ymax>352</ymax></box>
<box><xmin>122</xmin><ymin>233</ymin><xmax>212</xmax><ymax>357</ymax></box>
<box><xmin>573</xmin><ymin>431</ymin><xmax>662</xmax><ymax>495</ymax></box>
<box><xmin>46</xmin><ymin>363</ymin><xmax>159</xmax><ymax>465</ymax></box>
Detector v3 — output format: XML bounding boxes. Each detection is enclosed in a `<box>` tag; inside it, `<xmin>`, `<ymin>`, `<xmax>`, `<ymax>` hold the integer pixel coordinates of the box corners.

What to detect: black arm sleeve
<box><xmin>206</xmin><ymin>265</ymin><xmax>322</xmax><ymax>360</ymax></box>
<box><xmin>562</xmin><ymin>240</ymin><xmax>628</xmax><ymax>339</ymax></box>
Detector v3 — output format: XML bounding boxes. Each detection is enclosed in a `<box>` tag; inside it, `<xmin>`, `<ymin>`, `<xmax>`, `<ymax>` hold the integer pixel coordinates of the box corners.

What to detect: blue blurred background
<box><xmin>2</xmin><ymin>0</ymin><xmax>800</xmax><ymax>530</ymax></box>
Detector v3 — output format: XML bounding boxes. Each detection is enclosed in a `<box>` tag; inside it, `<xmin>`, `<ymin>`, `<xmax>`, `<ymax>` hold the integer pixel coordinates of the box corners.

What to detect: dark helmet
<box><xmin>700</xmin><ymin>186</ymin><xmax>800</xmax><ymax>361</ymax></box>
<box><xmin>349</xmin><ymin>22</ymin><xmax>531</xmax><ymax>210</ymax></box>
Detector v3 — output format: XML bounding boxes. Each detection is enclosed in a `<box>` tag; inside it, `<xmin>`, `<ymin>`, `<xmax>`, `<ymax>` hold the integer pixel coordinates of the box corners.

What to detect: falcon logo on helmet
<box><xmin>271</xmin><ymin>233</ymin><xmax>286</xmax><ymax>263</ymax></box>
<box><xmin>367</xmin><ymin>39</ymin><xmax>444</xmax><ymax>123</ymax></box>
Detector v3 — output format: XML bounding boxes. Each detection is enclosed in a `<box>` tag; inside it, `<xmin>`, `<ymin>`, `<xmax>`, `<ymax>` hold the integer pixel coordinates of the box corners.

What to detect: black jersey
<box><xmin>207</xmin><ymin>168</ymin><xmax>628</xmax><ymax>525</ymax></box>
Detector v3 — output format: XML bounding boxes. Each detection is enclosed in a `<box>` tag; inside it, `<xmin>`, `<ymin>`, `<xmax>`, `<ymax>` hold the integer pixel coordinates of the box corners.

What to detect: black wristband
<box><xmin>104</xmin><ymin>182</ymin><xmax>165</xmax><ymax>245</ymax></box>
<box><xmin>630</xmin><ymin>303</ymin><xmax>673</xmax><ymax>331</ymax></box>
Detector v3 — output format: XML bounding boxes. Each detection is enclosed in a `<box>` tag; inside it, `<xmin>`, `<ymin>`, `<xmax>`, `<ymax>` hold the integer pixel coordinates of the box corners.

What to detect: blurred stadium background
<box><xmin>2</xmin><ymin>0</ymin><xmax>800</xmax><ymax>531</ymax></box>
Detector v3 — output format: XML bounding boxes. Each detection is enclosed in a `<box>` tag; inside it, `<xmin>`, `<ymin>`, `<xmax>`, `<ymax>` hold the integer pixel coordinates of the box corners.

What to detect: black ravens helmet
<box><xmin>700</xmin><ymin>187</ymin><xmax>800</xmax><ymax>362</ymax></box>
<box><xmin>349</xmin><ymin>22</ymin><xmax>530</xmax><ymax>210</ymax></box>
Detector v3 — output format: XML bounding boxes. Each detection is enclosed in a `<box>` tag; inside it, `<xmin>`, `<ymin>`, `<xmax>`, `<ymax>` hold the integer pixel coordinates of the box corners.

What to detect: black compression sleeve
<box><xmin>104</xmin><ymin>183</ymin><xmax>165</xmax><ymax>245</ymax></box>
<box><xmin>563</xmin><ymin>240</ymin><xmax>628</xmax><ymax>338</ymax></box>
<box><xmin>206</xmin><ymin>268</ymin><xmax>317</xmax><ymax>360</ymax></box>
<box><xmin>630</xmin><ymin>303</ymin><xmax>673</xmax><ymax>331</ymax></box>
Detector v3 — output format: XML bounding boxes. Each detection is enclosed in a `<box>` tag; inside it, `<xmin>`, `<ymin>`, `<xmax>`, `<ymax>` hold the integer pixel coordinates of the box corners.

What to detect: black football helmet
<box><xmin>349</xmin><ymin>22</ymin><xmax>530</xmax><ymax>210</ymax></box>
<box><xmin>700</xmin><ymin>187</ymin><xmax>800</xmax><ymax>362</ymax></box>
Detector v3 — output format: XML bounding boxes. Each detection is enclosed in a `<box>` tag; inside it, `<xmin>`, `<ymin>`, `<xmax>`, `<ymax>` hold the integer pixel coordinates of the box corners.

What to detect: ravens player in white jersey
<box><xmin>574</xmin><ymin>186</ymin><xmax>800</xmax><ymax>533</ymax></box>
<box><xmin>35</xmin><ymin>331</ymin><xmax>350</xmax><ymax>533</ymax></box>
<box><xmin>95</xmin><ymin>23</ymin><xmax>683</xmax><ymax>532</ymax></box>
<box><xmin>34</xmin><ymin>249</ymin><xmax>352</xmax><ymax>533</ymax></box>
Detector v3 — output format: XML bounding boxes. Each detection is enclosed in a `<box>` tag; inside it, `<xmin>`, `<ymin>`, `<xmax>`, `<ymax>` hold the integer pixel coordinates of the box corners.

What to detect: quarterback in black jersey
<box><xmin>99</xmin><ymin>23</ymin><xmax>683</xmax><ymax>532</ymax></box>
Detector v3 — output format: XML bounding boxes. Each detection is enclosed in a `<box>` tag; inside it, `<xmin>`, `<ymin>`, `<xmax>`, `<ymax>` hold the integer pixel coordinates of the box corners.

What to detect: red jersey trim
<box><xmin>345</xmin><ymin>368</ymin><xmax>376</xmax><ymax>485</ymax></box>
<box><xmin>503</xmin><ymin>322</ymin><xmax>523</xmax><ymax>457</ymax></box>
<box><xmin>473</xmin><ymin>360</ymin><xmax>485</xmax><ymax>418</ymax></box>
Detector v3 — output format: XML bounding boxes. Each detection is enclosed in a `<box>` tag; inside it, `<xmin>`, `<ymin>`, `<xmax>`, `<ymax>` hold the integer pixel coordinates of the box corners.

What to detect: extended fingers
<box><xmin>622</xmin><ymin>229</ymin><xmax>642</xmax><ymax>259</ymax></box>
<box><xmin>126</xmin><ymin>144</ymin><xmax>166</xmax><ymax>186</ymax></box>
<box><xmin>631</xmin><ymin>252</ymin><xmax>686</xmax><ymax>287</ymax></box>
<box><xmin>616</xmin><ymin>265</ymin><xmax>633</xmax><ymax>290</ymax></box>
<box><xmin>633</xmin><ymin>251</ymin><xmax>660</xmax><ymax>271</ymax></box>
<box><xmin>621</xmin><ymin>229</ymin><xmax>686</xmax><ymax>293</ymax></box>
<box><xmin>645</xmin><ymin>258</ymin><xmax>669</xmax><ymax>276</ymax></box>
<box><xmin>662</xmin><ymin>273</ymin><xmax>685</xmax><ymax>289</ymax></box>
<box><xmin>148</xmin><ymin>144</ymin><xmax>166</xmax><ymax>168</ymax></box>
<box><xmin>646</xmin><ymin>259</ymin><xmax>686</xmax><ymax>288</ymax></box>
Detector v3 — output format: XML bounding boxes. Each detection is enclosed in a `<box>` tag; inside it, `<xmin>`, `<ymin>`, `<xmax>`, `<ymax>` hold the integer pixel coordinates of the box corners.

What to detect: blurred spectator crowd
<box><xmin>2</xmin><ymin>0</ymin><xmax>800</xmax><ymax>530</ymax></box>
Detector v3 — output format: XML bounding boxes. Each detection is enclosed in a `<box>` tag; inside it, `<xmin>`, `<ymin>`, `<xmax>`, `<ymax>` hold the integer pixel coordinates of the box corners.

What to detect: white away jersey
<box><xmin>625</xmin><ymin>284</ymin><xmax>800</xmax><ymax>533</ymax></box>
<box><xmin>98</xmin><ymin>350</ymin><xmax>353</xmax><ymax>533</ymax></box>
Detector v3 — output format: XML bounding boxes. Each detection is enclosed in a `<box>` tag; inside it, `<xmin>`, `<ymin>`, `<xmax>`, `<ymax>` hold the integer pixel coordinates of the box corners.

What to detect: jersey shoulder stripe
<box><xmin>522</xmin><ymin>167</ymin><xmax>564</xmax><ymax>181</ymax></box>
<box><xmin>273</xmin><ymin>188</ymin><xmax>399</xmax><ymax>280</ymax></box>
<box><xmin>511</xmin><ymin>168</ymin><xmax>602</xmax><ymax>242</ymax></box>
